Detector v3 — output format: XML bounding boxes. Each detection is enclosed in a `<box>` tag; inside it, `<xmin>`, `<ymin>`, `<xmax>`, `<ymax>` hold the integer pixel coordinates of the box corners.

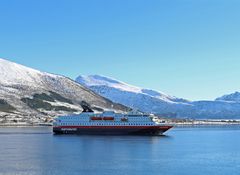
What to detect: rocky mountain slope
<box><xmin>0</xmin><ymin>59</ymin><xmax>128</xmax><ymax>124</ymax></box>
<box><xmin>76</xmin><ymin>75</ymin><xmax>240</xmax><ymax>119</ymax></box>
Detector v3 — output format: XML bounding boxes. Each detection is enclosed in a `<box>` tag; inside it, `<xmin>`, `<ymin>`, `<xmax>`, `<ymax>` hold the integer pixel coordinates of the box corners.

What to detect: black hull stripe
<box><xmin>53</xmin><ymin>125</ymin><xmax>173</xmax><ymax>135</ymax></box>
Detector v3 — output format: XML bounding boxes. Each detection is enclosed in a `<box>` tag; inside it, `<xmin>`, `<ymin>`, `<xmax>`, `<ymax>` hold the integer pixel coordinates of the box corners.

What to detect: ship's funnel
<box><xmin>80</xmin><ymin>101</ymin><xmax>94</xmax><ymax>112</ymax></box>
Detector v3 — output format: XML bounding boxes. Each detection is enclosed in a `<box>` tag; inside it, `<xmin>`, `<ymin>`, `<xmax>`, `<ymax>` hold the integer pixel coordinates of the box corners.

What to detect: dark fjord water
<box><xmin>0</xmin><ymin>126</ymin><xmax>239</xmax><ymax>175</ymax></box>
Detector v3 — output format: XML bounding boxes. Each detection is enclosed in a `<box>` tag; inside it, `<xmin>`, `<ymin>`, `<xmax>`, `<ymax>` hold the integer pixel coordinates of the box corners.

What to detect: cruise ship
<box><xmin>53</xmin><ymin>103</ymin><xmax>172</xmax><ymax>135</ymax></box>
<box><xmin>53</xmin><ymin>107</ymin><xmax>173</xmax><ymax>135</ymax></box>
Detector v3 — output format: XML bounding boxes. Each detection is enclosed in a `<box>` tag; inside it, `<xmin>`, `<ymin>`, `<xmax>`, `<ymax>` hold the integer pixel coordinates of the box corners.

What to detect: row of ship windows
<box><xmin>59</xmin><ymin>118</ymin><xmax>150</xmax><ymax>121</ymax></box>
<box><xmin>60</xmin><ymin>118</ymin><xmax>150</xmax><ymax>121</ymax></box>
<box><xmin>88</xmin><ymin>121</ymin><xmax>151</xmax><ymax>122</ymax></box>
<box><xmin>58</xmin><ymin>123</ymin><xmax>154</xmax><ymax>126</ymax></box>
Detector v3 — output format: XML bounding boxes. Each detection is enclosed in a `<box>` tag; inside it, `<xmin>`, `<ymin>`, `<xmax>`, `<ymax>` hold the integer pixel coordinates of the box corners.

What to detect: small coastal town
<box><xmin>161</xmin><ymin>118</ymin><xmax>240</xmax><ymax>126</ymax></box>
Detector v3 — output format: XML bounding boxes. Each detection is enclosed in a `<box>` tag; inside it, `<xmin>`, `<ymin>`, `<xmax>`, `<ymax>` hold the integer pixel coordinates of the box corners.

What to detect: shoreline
<box><xmin>0</xmin><ymin>123</ymin><xmax>53</xmax><ymax>127</ymax></box>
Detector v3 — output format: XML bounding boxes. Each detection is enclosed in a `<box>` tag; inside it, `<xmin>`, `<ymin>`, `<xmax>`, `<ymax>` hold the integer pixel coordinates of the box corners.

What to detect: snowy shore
<box><xmin>159</xmin><ymin>119</ymin><xmax>240</xmax><ymax>126</ymax></box>
<box><xmin>1</xmin><ymin>119</ymin><xmax>240</xmax><ymax>127</ymax></box>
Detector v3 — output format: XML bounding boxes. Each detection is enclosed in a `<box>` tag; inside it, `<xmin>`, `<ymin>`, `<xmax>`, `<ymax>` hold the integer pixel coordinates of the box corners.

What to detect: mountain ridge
<box><xmin>76</xmin><ymin>75</ymin><xmax>240</xmax><ymax>119</ymax></box>
<box><xmin>215</xmin><ymin>91</ymin><xmax>240</xmax><ymax>102</ymax></box>
<box><xmin>76</xmin><ymin>75</ymin><xmax>190</xmax><ymax>104</ymax></box>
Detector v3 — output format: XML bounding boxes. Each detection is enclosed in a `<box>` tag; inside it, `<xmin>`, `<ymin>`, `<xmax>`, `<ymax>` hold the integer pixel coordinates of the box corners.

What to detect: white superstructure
<box><xmin>54</xmin><ymin>111</ymin><xmax>157</xmax><ymax>127</ymax></box>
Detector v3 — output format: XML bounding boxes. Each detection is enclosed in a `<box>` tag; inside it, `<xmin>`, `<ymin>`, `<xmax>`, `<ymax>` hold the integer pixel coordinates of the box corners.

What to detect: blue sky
<box><xmin>0</xmin><ymin>0</ymin><xmax>240</xmax><ymax>100</ymax></box>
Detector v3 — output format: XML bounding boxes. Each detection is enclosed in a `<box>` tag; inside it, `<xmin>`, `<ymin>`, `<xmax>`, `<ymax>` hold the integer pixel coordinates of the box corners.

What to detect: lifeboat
<box><xmin>103</xmin><ymin>117</ymin><xmax>114</xmax><ymax>121</ymax></box>
<box><xmin>90</xmin><ymin>117</ymin><xmax>102</xmax><ymax>120</ymax></box>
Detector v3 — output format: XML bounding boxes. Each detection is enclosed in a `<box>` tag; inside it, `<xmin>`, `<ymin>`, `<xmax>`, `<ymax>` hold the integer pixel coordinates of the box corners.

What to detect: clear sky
<box><xmin>0</xmin><ymin>0</ymin><xmax>240</xmax><ymax>101</ymax></box>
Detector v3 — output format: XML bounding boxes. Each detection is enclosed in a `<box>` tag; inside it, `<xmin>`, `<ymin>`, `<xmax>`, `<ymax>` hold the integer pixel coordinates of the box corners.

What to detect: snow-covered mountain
<box><xmin>76</xmin><ymin>75</ymin><xmax>189</xmax><ymax>104</ymax></box>
<box><xmin>215</xmin><ymin>92</ymin><xmax>240</xmax><ymax>102</ymax></box>
<box><xmin>76</xmin><ymin>75</ymin><xmax>240</xmax><ymax>119</ymax></box>
<box><xmin>2</xmin><ymin>58</ymin><xmax>239</xmax><ymax>121</ymax></box>
<box><xmin>0</xmin><ymin>59</ymin><xmax>128</xmax><ymax>124</ymax></box>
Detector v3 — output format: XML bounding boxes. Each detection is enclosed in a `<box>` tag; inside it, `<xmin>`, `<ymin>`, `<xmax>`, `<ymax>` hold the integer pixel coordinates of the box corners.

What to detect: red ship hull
<box><xmin>53</xmin><ymin>125</ymin><xmax>173</xmax><ymax>135</ymax></box>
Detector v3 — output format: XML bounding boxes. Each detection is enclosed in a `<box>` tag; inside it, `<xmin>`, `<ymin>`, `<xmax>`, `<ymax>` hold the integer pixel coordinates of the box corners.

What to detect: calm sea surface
<box><xmin>0</xmin><ymin>126</ymin><xmax>239</xmax><ymax>175</ymax></box>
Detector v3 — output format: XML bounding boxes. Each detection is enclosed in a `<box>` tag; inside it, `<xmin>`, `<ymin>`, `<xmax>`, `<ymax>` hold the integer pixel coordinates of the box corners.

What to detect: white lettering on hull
<box><xmin>61</xmin><ymin>128</ymin><xmax>77</xmax><ymax>131</ymax></box>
